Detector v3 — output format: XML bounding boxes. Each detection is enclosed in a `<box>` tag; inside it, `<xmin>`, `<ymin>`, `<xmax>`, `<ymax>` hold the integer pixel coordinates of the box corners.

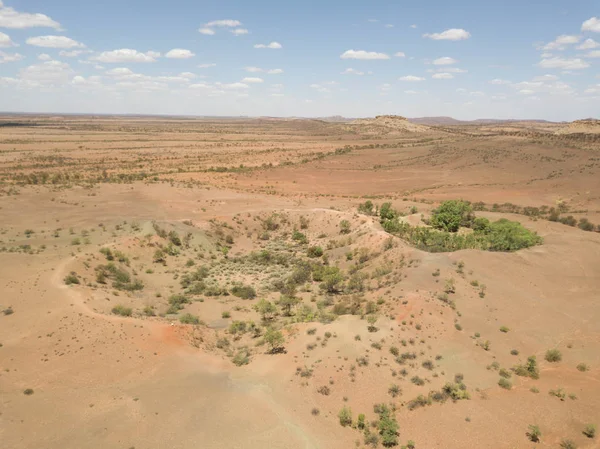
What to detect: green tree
<box><xmin>338</xmin><ymin>406</ymin><xmax>353</xmax><ymax>427</ymax></box>
<box><xmin>254</xmin><ymin>299</ymin><xmax>277</xmax><ymax>321</ymax></box>
<box><xmin>264</xmin><ymin>327</ymin><xmax>285</xmax><ymax>353</ymax></box>
<box><xmin>339</xmin><ymin>219</ymin><xmax>351</xmax><ymax>234</ymax></box>
<box><xmin>430</xmin><ymin>200</ymin><xmax>474</xmax><ymax>232</ymax></box>
<box><xmin>380</xmin><ymin>202</ymin><xmax>397</xmax><ymax>221</ymax></box>
<box><xmin>279</xmin><ymin>295</ymin><xmax>300</xmax><ymax>316</ymax></box>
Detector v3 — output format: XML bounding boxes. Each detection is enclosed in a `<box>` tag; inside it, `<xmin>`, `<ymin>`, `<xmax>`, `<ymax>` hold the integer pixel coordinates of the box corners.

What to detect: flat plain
<box><xmin>1</xmin><ymin>115</ymin><xmax>599</xmax><ymax>449</ymax></box>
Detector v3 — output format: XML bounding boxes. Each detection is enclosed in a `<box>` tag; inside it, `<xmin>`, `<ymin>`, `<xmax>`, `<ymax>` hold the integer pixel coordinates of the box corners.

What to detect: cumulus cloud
<box><xmin>432</xmin><ymin>72</ymin><xmax>454</xmax><ymax>79</ymax></box>
<box><xmin>0</xmin><ymin>3</ymin><xmax>61</xmax><ymax>29</ymax></box>
<box><xmin>165</xmin><ymin>48</ymin><xmax>195</xmax><ymax>59</ymax></box>
<box><xmin>37</xmin><ymin>53</ymin><xmax>51</xmax><ymax>60</ymax></box>
<box><xmin>341</xmin><ymin>68</ymin><xmax>364</xmax><ymax>75</ymax></box>
<box><xmin>254</xmin><ymin>42</ymin><xmax>282</xmax><ymax>49</ymax></box>
<box><xmin>538</xmin><ymin>57</ymin><xmax>589</xmax><ymax>69</ymax></box>
<box><xmin>0</xmin><ymin>50</ymin><xmax>24</xmax><ymax>63</ymax></box>
<box><xmin>441</xmin><ymin>67</ymin><xmax>467</xmax><ymax>73</ymax></box>
<box><xmin>398</xmin><ymin>75</ymin><xmax>425</xmax><ymax>81</ymax></box>
<box><xmin>241</xmin><ymin>77</ymin><xmax>263</xmax><ymax>83</ymax></box>
<box><xmin>587</xmin><ymin>50</ymin><xmax>600</xmax><ymax>58</ymax></box>
<box><xmin>489</xmin><ymin>78</ymin><xmax>510</xmax><ymax>84</ymax></box>
<box><xmin>582</xmin><ymin>17</ymin><xmax>600</xmax><ymax>33</ymax></box>
<box><xmin>198</xmin><ymin>28</ymin><xmax>215</xmax><ymax>35</ymax></box>
<box><xmin>26</xmin><ymin>35</ymin><xmax>85</xmax><ymax>49</ymax></box>
<box><xmin>423</xmin><ymin>28</ymin><xmax>471</xmax><ymax>41</ymax></box>
<box><xmin>216</xmin><ymin>82</ymin><xmax>249</xmax><ymax>89</ymax></box>
<box><xmin>533</xmin><ymin>74</ymin><xmax>558</xmax><ymax>81</ymax></box>
<box><xmin>206</xmin><ymin>19</ymin><xmax>241</xmax><ymax>27</ymax></box>
<box><xmin>92</xmin><ymin>49</ymin><xmax>159</xmax><ymax>63</ymax></box>
<box><xmin>394</xmin><ymin>52</ymin><xmax>406</xmax><ymax>57</ymax></box>
<box><xmin>542</xmin><ymin>34</ymin><xmax>581</xmax><ymax>51</ymax></box>
<box><xmin>0</xmin><ymin>31</ymin><xmax>16</xmax><ymax>47</ymax></box>
<box><xmin>340</xmin><ymin>49</ymin><xmax>390</xmax><ymax>60</ymax></box>
<box><xmin>197</xmin><ymin>63</ymin><xmax>216</xmax><ymax>68</ymax></box>
<box><xmin>231</xmin><ymin>28</ymin><xmax>248</xmax><ymax>36</ymax></box>
<box><xmin>19</xmin><ymin>60</ymin><xmax>74</xmax><ymax>86</ymax></box>
<box><xmin>433</xmin><ymin>56</ymin><xmax>457</xmax><ymax>65</ymax></box>
<box><xmin>577</xmin><ymin>38</ymin><xmax>599</xmax><ymax>50</ymax></box>
<box><xmin>267</xmin><ymin>68</ymin><xmax>283</xmax><ymax>74</ymax></box>
<box><xmin>59</xmin><ymin>49</ymin><xmax>88</xmax><ymax>57</ymax></box>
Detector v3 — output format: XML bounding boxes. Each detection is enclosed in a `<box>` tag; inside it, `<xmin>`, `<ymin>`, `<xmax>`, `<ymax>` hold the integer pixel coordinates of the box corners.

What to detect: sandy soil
<box><xmin>1</xmin><ymin>116</ymin><xmax>599</xmax><ymax>449</ymax></box>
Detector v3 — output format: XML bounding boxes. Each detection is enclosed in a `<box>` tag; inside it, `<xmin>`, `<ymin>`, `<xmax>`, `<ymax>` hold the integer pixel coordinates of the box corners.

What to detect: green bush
<box><xmin>307</xmin><ymin>246</ymin><xmax>324</xmax><ymax>258</ymax></box>
<box><xmin>514</xmin><ymin>355</ymin><xmax>540</xmax><ymax>379</ymax></box>
<box><xmin>583</xmin><ymin>424</ymin><xmax>596</xmax><ymax>438</ymax></box>
<box><xmin>179</xmin><ymin>313</ymin><xmax>200</xmax><ymax>325</ymax></box>
<box><xmin>338</xmin><ymin>406</ymin><xmax>352</xmax><ymax>426</ymax></box>
<box><xmin>545</xmin><ymin>349</ymin><xmax>562</xmax><ymax>363</ymax></box>
<box><xmin>498</xmin><ymin>377</ymin><xmax>512</xmax><ymax>390</ymax></box>
<box><xmin>230</xmin><ymin>284</ymin><xmax>257</xmax><ymax>299</ymax></box>
<box><xmin>527</xmin><ymin>424</ymin><xmax>541</xmax><ymax>443</ymax></box>
<box><xmin>64</xmin><ymin>272</ymin><xmax>80</xmax><ymax>285</ymax></box>
<box><xmin>339</xmin><ymin>220</ymin><xmax>351</xmax><ymax>234</ymax></box>
<box><xmin>430</xmin><ymin>200</ymin><xmax>474</xmax><ymax>232</ymax></box>
<box><xmin>111</xmin><ymin>304</ymin><xmax>132</xmax><ymax>316</ymax></box>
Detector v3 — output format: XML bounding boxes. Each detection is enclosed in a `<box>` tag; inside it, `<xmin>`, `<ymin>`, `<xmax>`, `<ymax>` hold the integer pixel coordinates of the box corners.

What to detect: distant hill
<box><xmin>408</xmin><ymin>116</ymin><xmax>559</xmax><ymax>126</ymax></box>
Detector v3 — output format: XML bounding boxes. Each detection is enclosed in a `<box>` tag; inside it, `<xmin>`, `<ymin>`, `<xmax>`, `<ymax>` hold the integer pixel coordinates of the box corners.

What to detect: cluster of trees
<box><xmin>358</xmin><ymin>199</ymin><xmax>543</xmax><ymax>252</ymax></box>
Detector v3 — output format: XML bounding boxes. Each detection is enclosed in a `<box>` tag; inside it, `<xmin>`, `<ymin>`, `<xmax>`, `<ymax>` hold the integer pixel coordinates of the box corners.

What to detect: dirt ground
<box><xmin>1</xmin><ymin>116</ymin><xmax>599</xmax><ymax>449</ymax></box>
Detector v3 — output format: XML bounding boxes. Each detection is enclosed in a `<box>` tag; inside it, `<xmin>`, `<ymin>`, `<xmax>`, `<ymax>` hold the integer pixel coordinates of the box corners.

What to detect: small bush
<box><xmin>111</xmin><ymin>305</ymin><xmax>132</xmax><ymax>317</ymax></box>
<box><xmin>230</xmin><ymin>284</ymin><xmax>256</xmax><ymax>299</ymax></box>
<box><xmin>583</xmin><ymin>424</ymin><xmax>596</xmax><ymax>438</ymax></box>
<box><xmin>499</xmin><ymin>326</ymin><xmax>509</xmax><ymax>333</ymax></box>
<box><xmin>339</xmin><ymin>220</ymin><xmax>351</xmax><ymax>234</ymax></box>
<box><xmin>179</xmin><ymin>313</ymin><xmax>200</xmax><ymax>325</ymax></box>
<box><xmin>64</xmin><ymin>272</ymin><xmax>80</xmax><ymax>285</ymax></box>
<box><xmin>338</xmin><ymin>406</ymin><xmax>352</xmax><ymax>427</ymax></box>
<box><xmin>23</xmin><ymin>388</ymin><xmax>34</xmax><ymax>395</ymax></box>
<box><xmin>576</xmin><ymin>363</ymin><xmax>589</xmax><ymax>372</ymax></box>
<box><xmin>498</xmin><ymin>378</ymin><xmax>512</xmax><ymax>390</ymax></box>
<box><xmin>307</xmin><ymin>246</ymin><xmax>324</xmax><ymax>258</ymax></box>
<box><xmin>233</xmin><ymin>348</ymin><xmax>250</xmax><ymax>366</ymax></box>
<box><xmin>527</xmin><ymin>424</ymin><xmax>541</xmax><ymax>442</ymax></box>
<box><xmin>560</xmin><ymin>439</ymin><xmax>577</xmax><ymax>449</ymax></box>
<box><xmin>545</xmin><ymin>349</ymin><xmax>562</xmax><ymax>363</ymax></box>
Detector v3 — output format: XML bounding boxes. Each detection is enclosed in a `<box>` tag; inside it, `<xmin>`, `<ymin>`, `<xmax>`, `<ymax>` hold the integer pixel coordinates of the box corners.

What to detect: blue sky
<box><xmin>1</xmin><ymin>0</ymin><xmax>599</xmax><ymax>120</ymax></box>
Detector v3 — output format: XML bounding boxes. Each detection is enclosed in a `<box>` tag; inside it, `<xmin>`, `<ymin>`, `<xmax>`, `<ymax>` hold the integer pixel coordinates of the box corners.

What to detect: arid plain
<box><xmin>1</xmin><ymin>115</ymin><xmax>599</xmax><ymax>449</ymax></box>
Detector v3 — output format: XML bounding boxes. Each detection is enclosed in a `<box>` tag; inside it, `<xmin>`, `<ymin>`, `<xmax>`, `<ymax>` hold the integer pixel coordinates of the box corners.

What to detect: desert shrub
<box><xmin>549</xmin><ymin>388</ymin><xmax>566</xmax><ymax>401</ymax></box>
<box><xmin>317</xmin><ymin>385</ymin><xmax>331</xmax><ymax>395</ymax></box>
<box><xmin>583</xmin><ymin>424</ymin><xmax>596</xmax><ymax>438</ymax></box>
<box><xmin>292</xmin><ymin>230</ymin><xmax>307</xmax><ymax>244</ymax></box>
<box><xmin>96</xmin><ymin>263</ymin><xmax>143</xmax><ymax>291</ymax></box>
<box><xmin>179</xmin><ymin>313</ymin><xmax>200</xmax><ymax>325</ymax></box>
<box><xmin>230</xmin><ymin>284</ymin><xmax>257</xmax><ymax>299</ymax></box>
<box><xmin>167</xmin><ymin>294</ymin><xmax>190</xmax><ymax>314</ymax></box>
<box><xmin>307</xmin><ymin>246</ymin><xmax>324</xmax><ymax>258</ymax></box>
<box><xmin>576</xmin><ymin>363</ymin><xmax>589</xmax><ymax>372</ymax></box>
<box><xmin>500</xmin><ymin>326</ymin><xmax>509</xmax><ymax>333</ymax></box>
<box><xmin>498</xmin><ymin>377</ymin><xmax>512</xmax><ymax>390</ymax></box>
<box><xmin>422</xmin><ymin>360</ymin><xmax>434</xmax><ymax>370</ymax></box>
<box><xmin>23</xmin><ymin>388</ymin><xmax>34</xmax><ymax>395</ymax></box>
<box><xmin>232</xmin><ymin>348</ymin><xmax>250</xmax><ymax>366</ymax></box>
<box><xmin>514</xmin><ymin>356</ymin><xmax>539</xmax><ymax>379</ymax></box>
<box><xmin>264</xmin><ymin>327</ymin><xmax>285</xmax><ymax>353</ymax></box>
<box><xmin>560</xmin><ymin>440</ymin><xmax>577</xmax><ymax>449</ymax></box>
<box><xmin>380</xmin><ymin>202</ymin><xmax>398</xmax><ymax>221</ymax></box>
<box><xmin>358</xmin><ymin>200</ymin><xmax>375</xmax><ymax>216</ymax></box>
<box><xmin>320</xmin><ymin>267</ymin><xmax>344</xmax><ymax>293</ymax></box>
<box><xmin>442</xmin><ymin>382</ymin><xmax>470</xmax><ymax>401</ymax></box>
<box><xmin>378</xmin><ymin>412</ymin><xmax>399</xmax><ymax>447</ymax></box>
<box><xmin>430</xmin><ymin>200</ymin><xmax>474</xmax><ymax>232</ymax></box>
<box><xmin>388</xmin><ymin>384</ymin><xmax>401</xmax><ymax>398</ymax></box>
<box><xmin>545</xmin><ymin>349</ymin><xmax>562</xmax><ymax>363</ymax></box>
<box><xmin>527</xmin><ymin>424</ymin><xmax>541</xmax><ymax>442</ymax></box>
<box><xmin>143</xmin><ymin>306</ymin><xmax>155</xmax><ymax>316</ymax></box>
<box><xmin>263</xmin><ymin>215</ymin><xmax>279</xmax><ymax>231</ymax></box>
<box><xmin>407</xmin><ymin>394</ymin><xmax>431</xmax><ymax>410</ymax></box>
<box><xmin>339</xmin><ymin>220</ymin><xmax>351</xmax><ymax>234</ymax></box>
<box><xmin>411</xmin><ymin>376</ymin><xmax>425</xmax><ymax>386</ymax></box>
<box><xmin>111</xmin><ymin>305</ymin><xmax>132</xmax><ymax>316</ymax></box>
<box><xmin>578</xmin><ymin>218</ymin><xmax>595</xmax><ymax>231</ymax></box>
<box><xmin>338</xmin><ymin>406</ymin><xmax>352</xmax><ymax>427</ymax></box>
<box><xmin>389</xmin><ymin>346</ymin><xmax>399</xmax><ymax>356</ymax></box>
<box><xmin>64</xmin><ymin>272</ymin><xmax>80</xmax><ymax>285</ymax></box>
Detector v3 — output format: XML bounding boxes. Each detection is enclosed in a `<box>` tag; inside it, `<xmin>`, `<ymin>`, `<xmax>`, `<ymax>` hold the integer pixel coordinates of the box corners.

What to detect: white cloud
<box><xmin>404</xmin><ymin>90</ymin><xmax>419</xmax><ymax>94</ymax></box>
<box><xmin>394</xmin><ymin>52</ymin><xmax>406</xmax><ymax>57</ymax></box>
<box><xmin>37</xmin><ymin>53</ymin><xmax>51</xmax><ymax>61</ymax></box>
<box><xmin>533</xmin><ymin>74</ymin><xmax>558</xmax><ymax>81</ymax></box>
<box><xmin>342</xmin><ymin>68</ymin><xmax>364</xmax><ymax>75</ymax></box>
<box><xmin>92</xmin><ymin>49</ymin><xmax>159</xmax><ymax>63</ymax></box>
<box><xmin>586</xmin><ymin>50</ymin><xmax>600</xmax><ymax>58</ymax></box>
<box><xmin>385</xmin><ymin>24</ymin><xmax>394</xmax><ymax>28</ymax></box>
<box><xmin>489</xmin><ymin>78</ymin><xmax>510</xmax><ymax>84</ymax></box>
<box><xmin>538</xmin><ymin>57</ymin><xmax>589</xmax><ymax>69</ymax></box>
<box><xmin>433</xmin><ymin>56</ymin><xmax>457</xmax><ymax>65</ymax></box>
<box><xmin>470</xmin><ymin>91</ymin><xmax>485</xmax><ymax>97</ymax></box>
<box><xmin>423</xmin><ymin>28</ymin><xmax>471</xmax><ymax>41</ymax></box>
<box><xmin>231</xmin><ymin>28</ymin><xmax>248</xmax><ymax>36</ymax></box>
<box><xmin>541</xmin><ymin>52</ymin><xmax>553</xmax><ymax>58</ymax></box>
<box><xmin>242</xmin><ymin>77</ymin><xmax>263</xmax><ymax>83</ymax></box>
<box><xmin>165</xmin><ymin>48</ymin><xmax>195</xmax><ymax>59</ymax></box>
<box><xmin>577</xmin><ymin>38</ymin><xmax>599</xmax><ymax>50</ymax></box>
<box><xmin>254</xmin><ymin>42</ymin><xmax>282</xmax><ymax>49</ymax></box>
<box><xmin>205</xmin><ymin>19</ymin><xmax>242</xmax><ymax>27</ymax></box>
<box><xmin>179</xmin><ymin>72</ymin><xmax>196</xmax><ymax>79</ymax></box>
<box><xmin>410</xmin><ymin>24</ymin><xmax>417</xmax><ymax>29</ymax></box>
<box><xmin>0</xmin><ymin>4</ymin><xmax>61</xmax><ymax>29</ymax></box>
<box><xmin>71</xmin><ymin>75</ymin><xmax>102</xmax><ymax>88</ymax></box>
<box><xmin>198</xmin><ymin>28</ymin><xmax>215</xmax><ymax>35</ymax></box>
<box><xmin>59</xmin><ymin>50</ymin><xmax>88</xmax><ymax>57</ymax></box>
<box><xmin>197</xmin><ymin>63</ymin><xmax>216</xmax><ymax>68</ymax></box>
<box><xmin>0</xmin><ymin>50</ymin><xmax>24</xmax><ymax>63</ymax></box>
<box><xmin>432</xmin><ymin>72</ymin><xmax>454</xmax><ymax>79</ymax></box>
<box><xmin>245</xmin><ymin>66</ymin><xmax>262</xmax><ymax>72</ymax></box>
<box><xmin>519</xmin><ymin>89</ymin><xmax>535</xmax><ymax>95</ymax></box>
<box><xmin>309</xmin><ymin>83</ymin><xmax>331</xmax><ymax>93</ymax></box>
<box><xmin>216</xmin><ymin>82</ymin><xmax>249</xmax><ymax>89</ymax></box>
<box><xmin>340</xmin><ymin>49</ymin><xmax>390</xmax><ymax>60</ymax></box>
<box><xmin>398</xmin><ymin>75</ymin><xmax>425</xmax><ymax>81</ymax></box>
<box><xmin>267</xmin><ymin>68</ymin><xmax>283</xmax><ymax>74</ymax></box>
<box><xmin>270</xmin><ymin>93</ymin><xmax>284</xmax><ymax>97</ymax></box>
<box><xmin>542</xmin><ymin>34</ymin><xmax>581</xmax><ymax>51</ymax></box>
<box><xmin>368</xmin><ymin>19</ymin><xmax>378</xmax><ymax>23</ymax></box>
<box><xmin>189</xmin><ymin>83</ymin><xmax>209</xmax><ymax>89</ymax></box>
<box><xmin>26</xmin><ymin>35</ymin><xmax>85</xmax><ymax>49</ymax></box>
<box><xmin>442</xmin><ymin>67</ymin><xmax>467</xmax><ymax>73</ymax></box>
<box><xmin>582</xmin><ymin>17</ymin><xmax>600</xmax><ymax>33</ymax></box>
<box><xmin>0</xmin><ymin>31</ymin><xmax>16</xmax><ymax>47</ymax></box>
<box><xmin>19</xmin><ymin>60</ymin><xmax>73</xmax><ymax>86</ymax></box>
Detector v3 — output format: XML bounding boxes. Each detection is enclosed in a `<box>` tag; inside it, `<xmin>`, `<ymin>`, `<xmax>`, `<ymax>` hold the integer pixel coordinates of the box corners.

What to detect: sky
<box><xmin>0</xmin><ymin>0</ymin><xmax>599</xmax><ymax>120</ymax></box>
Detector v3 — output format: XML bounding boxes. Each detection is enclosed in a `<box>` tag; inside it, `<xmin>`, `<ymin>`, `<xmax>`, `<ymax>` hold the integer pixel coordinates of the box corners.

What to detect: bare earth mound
<box><xmin>555</xmin><ymin>118</ymin><xmax>600</xmax><ymax>134</ymax></box>
<box><xmin>349</xmin><ymin>115</ymin><xmax>431</xmax><ymax>134</ymax></box>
